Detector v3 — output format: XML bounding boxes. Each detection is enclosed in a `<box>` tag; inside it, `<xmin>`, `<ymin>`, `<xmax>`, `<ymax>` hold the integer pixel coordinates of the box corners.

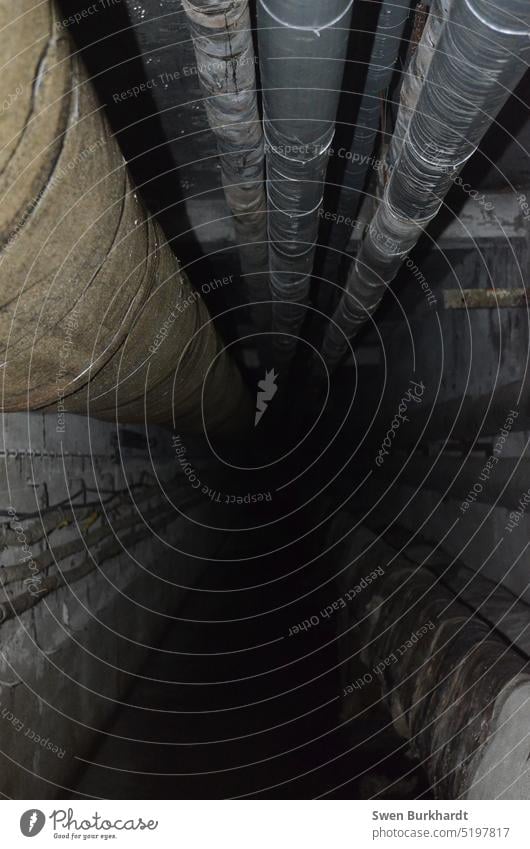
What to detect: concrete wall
<box><xmin>0</xmin><ymin>412</ymin><xmax>214</xmax><ymax>797</ymax></box>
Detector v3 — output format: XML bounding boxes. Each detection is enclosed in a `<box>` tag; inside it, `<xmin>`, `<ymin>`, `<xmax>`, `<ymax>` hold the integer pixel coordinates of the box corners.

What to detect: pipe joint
<box><xmin>465</xmin><ymin>0</ymin><xmax>530</xmax><ymax>36</ymax></box>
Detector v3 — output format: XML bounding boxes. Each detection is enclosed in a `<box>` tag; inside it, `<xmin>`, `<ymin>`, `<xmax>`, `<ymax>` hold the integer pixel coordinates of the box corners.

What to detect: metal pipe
<box><xmin>322</xmin><ymin>0</ymin><xmax>530</xmax><ymax>369</ymax></box>
<box><xmin>0</xmin><ymin>0</ymin><xmax>248</xmax><ymax>433</ymax></box>
<box><xmin>360</xmin><ymin>559</ymin><xmax>530</xmax><ymax>799</ymax></box>
<box><xmin>336</xmin><ymin>522</ymin><xmax>530</xmax><ymax>798</ymax></box>
<box><xmin>386</xmin><ymin>0</ymin><xmax>452</xmax><ymax>174</ymax></box>
<box><xmin>182</xmin><ymin>0</ymin><xmax>269</xmax><ymax>329</ymax></box>
<box><xmin>321</xmin><ymin>0</ymin><xmax>411</xmax><ymax>287</ymax></box>
<box><xmin>257</xmin><ymin>0</ymin><xmax>354</xmax><ymax>364</ymax></box>
<box><xmin>322</xmin><ymin>0</ymin><xmax>450</xmax><ymax>296</ymax></box>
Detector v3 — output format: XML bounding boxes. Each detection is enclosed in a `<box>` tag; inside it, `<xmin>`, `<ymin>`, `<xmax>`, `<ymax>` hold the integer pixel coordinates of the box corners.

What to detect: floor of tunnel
<box><xmin>67</xmin><ymin>477</ymin><xmax>432</xmax><ymax>799</ymax></box>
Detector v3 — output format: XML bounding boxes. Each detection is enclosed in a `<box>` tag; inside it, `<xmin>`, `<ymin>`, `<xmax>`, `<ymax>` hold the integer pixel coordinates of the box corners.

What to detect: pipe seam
<box><xmin>257</xmin><ymin>0</ymin><xmax>355</xmax><ymax>34</ymax></box>
<box><xmin>465</xmin><ymin>0</ymin><xmax>530</xmax><ymax>36</ymax></box>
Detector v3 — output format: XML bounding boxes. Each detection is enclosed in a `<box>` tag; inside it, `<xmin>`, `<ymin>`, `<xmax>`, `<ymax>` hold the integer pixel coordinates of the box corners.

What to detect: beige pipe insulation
<box><xmin>0</xmin><ymin>0</ymin><xmax>248</xmax><ymax>432</ymax></box>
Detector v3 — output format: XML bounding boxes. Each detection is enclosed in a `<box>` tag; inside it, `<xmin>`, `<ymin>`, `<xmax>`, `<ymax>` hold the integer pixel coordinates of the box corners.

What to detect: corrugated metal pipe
<box><xmin>0</xmin><ymin>0</ymin><xmax>248</xmax><ymax>433</ymax></box>
<box><xmin>321</xmin><ymin>0</ymin><xmax>411</xmax><ymax>286</ymax></box>
<box><xmin>257</xmin><ymin>0</ymin><xmax>354</xmax><ymax>364</ymax></box>
<box><xmin>322</xmin><ymin>0</ymin><xmax>530</xmax><ymax>370</ymax></box>
<box><xmin>182</xmin><ymin>0</ymin><xmax>269</xmax><ymax>329</ymax></box>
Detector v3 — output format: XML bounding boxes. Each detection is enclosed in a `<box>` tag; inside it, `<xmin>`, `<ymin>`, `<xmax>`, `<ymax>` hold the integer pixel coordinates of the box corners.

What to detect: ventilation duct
<box><xmin>0</xmin><ymin>0</ymin><xmax>248</xmax><ymax>433</ymax></box>
<box><xmin>386</xmin><ymin>0</ymin><xmax>451</xmax><ymax>173</ymax></box>
<box><xmin>321</xmin><ymin>0</ymin><xmax>411</xmax><ymax>288</ymax></box>
<box><xmin>182</xmin><ymin>0</ymin><xmax>269</xmax><ymax>329</ymax></box>
<box><xmin>257</xmin><ymin>0</ymin><xmax>354</xmax><ymax>363</ymax></box>
<box><xmin>339</xmin><ymin>526</ymin><xmax>530</xmax><ymax>799</ymax></box>
<box><xmin>322</xmin><ymin>0</ymin><xmax>530</xmax><ymax>369</ymax></box>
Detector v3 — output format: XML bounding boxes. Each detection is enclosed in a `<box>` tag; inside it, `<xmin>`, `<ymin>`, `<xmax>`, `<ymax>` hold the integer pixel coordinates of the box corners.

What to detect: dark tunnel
<box><xmin>0</xmin><ymin>0</ymin><xmax>529</xmax><ymax>810</ymax></box>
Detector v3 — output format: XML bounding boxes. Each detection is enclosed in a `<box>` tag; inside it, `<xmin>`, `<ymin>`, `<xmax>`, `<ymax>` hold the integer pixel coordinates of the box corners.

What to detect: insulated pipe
<box><xmin>0</xmin><ymin>0</ymin><xmax>248</xmax><ymax>433</ymax></box>
<box><xmin>322</xmin><ymin>0</ymin><xmax>449</xmax><ymax>291</ymax></box>
<box><xmin>386</xmin><ymin>0</ymin><xmax>451</xmax><ymax>174</ymax></box>
<box><xmin>321</xmin><ymin>0</ymin><xmax>411</xmax><ymax>286</ymax></box>
<box><xmin>257</xmin><ymin>0</ymin><xmax>354</xmax><ymax>363</ymax></box>
<box><xmin>322</xmin><ymin>0</ymin><xmax>530</xmax><ymax>369</ymax></box>
<box><xmin>359</xmin><ymin>561</ymin><xmax>530</xmax><ymax>799</ymax></box>
<box><xmin>182</xmin><ymin>0</ymin><xmax>269</xmax><ymax>329</ymax></box>
<box><xmin>337</xmin><ymin>524</ymin><xmax>530</xmax><ymax>798</ymax></box>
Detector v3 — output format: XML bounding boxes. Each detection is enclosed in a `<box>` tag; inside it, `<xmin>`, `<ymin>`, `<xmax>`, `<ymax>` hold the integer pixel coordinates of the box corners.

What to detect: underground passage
<box><xmin>0</xmin><ymin>0</ymin><xmax>529</xmax><ymax>804</ymax></box>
